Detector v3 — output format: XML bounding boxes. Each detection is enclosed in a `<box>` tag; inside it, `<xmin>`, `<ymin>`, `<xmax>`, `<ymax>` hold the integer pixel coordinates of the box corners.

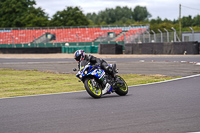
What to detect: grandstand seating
<box><xmin>115</xmin><ymin>28</ymin><xmax>146</xmax><ymax>41</ymax></box>
<box><xmin>0</xmin><ymin>27</ymin><xmax>147</xmax><ymax>44</ymax></box>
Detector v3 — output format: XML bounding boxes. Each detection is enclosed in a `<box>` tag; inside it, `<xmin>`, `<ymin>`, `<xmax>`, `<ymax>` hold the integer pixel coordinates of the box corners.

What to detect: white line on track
<box><xmin>0</xmin><ymin>74</ymin><xmax>200</xmax><ymax>100</ymax></box>
<box><xmin>128</xmin><ymin>73</ymin><xmax>200</xmax><ymax>87</ymax></box>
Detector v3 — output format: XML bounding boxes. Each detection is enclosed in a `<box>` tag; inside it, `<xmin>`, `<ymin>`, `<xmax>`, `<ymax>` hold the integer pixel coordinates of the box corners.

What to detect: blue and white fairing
<box><xmin>76</xmin><ymin>64</ymin><xmax>105</xmax><ymax>80</ymax></box>
<box><xmin>76</xmin><ymin>61</ymin><xmax>113</xmax><ymax>93</ymax></box>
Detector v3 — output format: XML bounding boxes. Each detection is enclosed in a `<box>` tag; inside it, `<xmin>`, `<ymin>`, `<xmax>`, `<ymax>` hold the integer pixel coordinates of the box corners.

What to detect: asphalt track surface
<box><xmin>0</xmin><ymin>75</ymin><xmax>200</xmax><ymax>133</ymax></box>
<box><xmin>0</xmin><ymin>56</ymin><xmax>200</xmax><ymax>133</ymax></box>
<box><xmin>1</xmin><ymin>56</ymin><xmax>200</xmax><ymax>77</ymax></box>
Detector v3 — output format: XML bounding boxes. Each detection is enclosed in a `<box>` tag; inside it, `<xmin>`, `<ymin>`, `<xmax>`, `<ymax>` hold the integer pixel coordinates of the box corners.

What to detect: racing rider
<box><xmin>74</xmin><ymin>50</ymin><xmax>116</xmax><ymax>94</ymax></box>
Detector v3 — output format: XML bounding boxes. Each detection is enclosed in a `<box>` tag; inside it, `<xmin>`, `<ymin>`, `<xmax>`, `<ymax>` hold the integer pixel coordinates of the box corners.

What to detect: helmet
<box><xmin>74</xmin><ymin>50</ymin><xmax>85</xmax><ymax>62</ymax></box>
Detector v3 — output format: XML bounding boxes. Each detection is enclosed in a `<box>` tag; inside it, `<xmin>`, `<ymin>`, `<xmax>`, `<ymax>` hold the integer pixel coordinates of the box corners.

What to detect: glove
<box><xmin>94</xmin><ymin>63</ymin><xmax>100</xmax><ymax>67</ymax></box>
<box><xmin>105</xmin><ymin>66</ymin><xmax>113</xmax><ymax>73</ymax></box>
<box><xmin>108</xmin><ymin>67</ymin><xmax>113</xmax><ymax>73</ymax></box>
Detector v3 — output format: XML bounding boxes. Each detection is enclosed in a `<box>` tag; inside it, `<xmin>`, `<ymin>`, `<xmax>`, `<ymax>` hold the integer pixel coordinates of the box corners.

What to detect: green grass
<box><xmin>0</xmin><ymin>69</ymin><xmax>178</xmax><ymax>98</ymax></box>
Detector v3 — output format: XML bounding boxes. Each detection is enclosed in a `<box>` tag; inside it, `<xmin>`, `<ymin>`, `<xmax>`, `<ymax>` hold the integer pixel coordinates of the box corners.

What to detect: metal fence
<box><xmin>124</xmin><ymin>27</ymin><xmax>200</xmax><ymax>44</ymax></box>
<box><xmin>124</xmin><ymin>30</ymin><xmax>177</xmax><ymax>44</ymax></box>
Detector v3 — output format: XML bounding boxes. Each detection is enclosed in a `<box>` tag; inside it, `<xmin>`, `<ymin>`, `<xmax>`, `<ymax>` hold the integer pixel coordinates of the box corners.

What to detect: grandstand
<box><xmin>2</xmin><ymin>25</ymin><xmax>198</xmax><ymax>55</ymax></box>
<box><xmin>115</xmin><ymin>28</ymin><xmax>145</xmax><ymax>42</ymax></box>
<box><xmin>0</xmin><ymin>26</ymin><xmax>148</xmax><ymax>45</ymax></box>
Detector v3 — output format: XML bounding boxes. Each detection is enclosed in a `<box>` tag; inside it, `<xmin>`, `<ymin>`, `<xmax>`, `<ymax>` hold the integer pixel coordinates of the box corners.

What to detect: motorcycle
<box><xmin>73</xmin><ymin>60</ymin><xmax>128</xmax><ymax>98</ymax></box>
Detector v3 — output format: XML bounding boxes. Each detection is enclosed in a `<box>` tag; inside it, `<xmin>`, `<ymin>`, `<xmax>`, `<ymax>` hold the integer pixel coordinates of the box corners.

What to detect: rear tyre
<box><xmin>84</xmin><ymin>78</ymin><xmax>102</xmax><ymax>98</ymax></box>
<box><xmin>115</xmin><ymin>75</ymin><xmax>128</xmax><ymax>96</ymax></box>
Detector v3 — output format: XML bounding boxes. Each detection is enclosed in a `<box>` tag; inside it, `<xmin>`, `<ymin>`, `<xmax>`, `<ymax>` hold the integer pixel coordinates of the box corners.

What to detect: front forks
<box><xmin>90</xmin><ymin>79</ymin><xmax>101</xmax><ymax>94</ymax></box>
<box><xmin>91</xmin><ymin>79</ymin><xmax>97</xmax><ymax>88</ymax></box>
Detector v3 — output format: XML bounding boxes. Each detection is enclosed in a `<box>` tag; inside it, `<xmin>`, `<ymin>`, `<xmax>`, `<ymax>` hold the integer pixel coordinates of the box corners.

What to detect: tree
<box><xmin>192</xmin><ymin>15</ymin><xmax>200</xmax><ymax>26</ymax></box>
<box><xmin>86</xmin><ymin>6</ymin><xmax>135</xmax><ymax>25</ymax></box>
<box><xmin>86</xmin><ymin>6</ymin><xmax>152</xmax><ymax>25</ymax></box>
<box><xmin>0</xmin><ymin>0</ymin><xmax>49</xmax><ymax>27</ymax></box>
<box><xmin>149</xmin><ymin>17</ymin><xmax>174</xmax><ymax>33</ymax></box>
<box><xmin>182</xmin><ymin>15</ymin><xmax>193</xmax><ymax>27</ymax></box>
<box><xmin>86</xmin><ymin>13</ymin><xmax>99</xmax><ymax>24</ymax></box>
<box><xmin>133</xmin><ymin>6</ymin><xmax>152</xmax><ymax>21</ymax></box>
<box><xmin>50</xmin><ymin>6</ymin><xmax>89</xmax><ymax>26</ymax></box>
<box><xmin>22</xmin><ymin>7</ymin><xmax>49</xmax><ymax>27</ymax></box>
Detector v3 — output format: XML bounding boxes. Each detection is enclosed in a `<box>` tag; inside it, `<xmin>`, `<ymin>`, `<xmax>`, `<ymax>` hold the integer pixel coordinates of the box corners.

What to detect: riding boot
<box><xmin>102</xmin><ymin>83</ymin><xmax>111</xmax><ymax>95</ymax></box>
<box><xmin>102</xmin><ymin>76</ymin><xmax>111</xmax><ymax>95</ymax></box>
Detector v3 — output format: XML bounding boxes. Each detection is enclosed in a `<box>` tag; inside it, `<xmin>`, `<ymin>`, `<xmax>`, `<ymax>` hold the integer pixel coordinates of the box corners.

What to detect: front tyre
<box><xmin>115</xmin><ymin>75</ymin><xmax>128</xmax><ymax>96</ymax></box>
<box><xmin>84</xmin><ymin>78</ymin><xmax>102</xmax><ymax>98</ymax></box>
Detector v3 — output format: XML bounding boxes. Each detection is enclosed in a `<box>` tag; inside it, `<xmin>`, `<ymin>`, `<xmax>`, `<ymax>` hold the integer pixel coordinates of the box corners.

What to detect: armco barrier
<box><xmin>62</xmin><ymin>45</ymin><xmax>98</xmax><ymax>53</ymax></box>
<box><xmin>125</xmin><ymin>42</ymin><xmax>199</xmax><ymax>54</ymax></box>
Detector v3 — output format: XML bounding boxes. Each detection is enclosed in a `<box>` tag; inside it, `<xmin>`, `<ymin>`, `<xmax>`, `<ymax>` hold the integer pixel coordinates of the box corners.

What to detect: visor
<box><xmin>75</xmin><ymin>55</ymin><xmax>81</xmax><ymax>61</ymax></box>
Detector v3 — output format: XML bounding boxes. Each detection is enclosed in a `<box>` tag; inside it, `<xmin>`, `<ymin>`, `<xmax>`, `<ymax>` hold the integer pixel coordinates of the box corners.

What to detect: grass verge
<box><xmin>0</xmin><ymin>69</ymin><xmax>178</xmax><ymax>98</ymax></box>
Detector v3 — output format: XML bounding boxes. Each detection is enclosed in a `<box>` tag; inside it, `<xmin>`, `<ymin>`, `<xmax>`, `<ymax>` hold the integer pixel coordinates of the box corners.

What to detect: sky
<box><xmin>35</xmin><ymin>0</ymin><xmax>200</xmax><ymax>20</ymax></box>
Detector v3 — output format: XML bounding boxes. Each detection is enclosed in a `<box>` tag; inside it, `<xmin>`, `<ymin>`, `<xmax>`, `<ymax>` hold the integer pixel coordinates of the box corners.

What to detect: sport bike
<box><xmin>73</xmin><ymin>60</ymin><xmax>128</xmax><ymax>98</ymax></box>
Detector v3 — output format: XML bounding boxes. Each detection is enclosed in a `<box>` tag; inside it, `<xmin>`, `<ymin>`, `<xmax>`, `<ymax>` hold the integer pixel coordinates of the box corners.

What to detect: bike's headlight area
<box><xmin>79</xmin><ymin>75</ymin><xmax>82</xmax><ymax>78</ymax></box>
<box><xmin>84</xmin><ymin>70</ymin><xmax>88</xmax><ymax>75</ymax></box>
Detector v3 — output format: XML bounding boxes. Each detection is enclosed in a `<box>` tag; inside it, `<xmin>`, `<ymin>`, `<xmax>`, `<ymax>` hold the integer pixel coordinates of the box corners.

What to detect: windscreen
<box><xmin>79</xmin><ymin>60</ymin><xmax>88</xmax><ymax>70</ymax></box>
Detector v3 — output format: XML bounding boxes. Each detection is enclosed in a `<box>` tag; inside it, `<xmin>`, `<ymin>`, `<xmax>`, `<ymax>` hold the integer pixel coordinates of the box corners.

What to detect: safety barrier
<box><xmin>0</xmin><ymin>47</ymin><xmax>61</xmax><ymax>54</ymax></box>
<box><xmin>0</xmin><ymin>41</ymin><xmax>124</xmax><ymax>53</ymax></box>
<box><xmin>62</xmin><ymin>45</ymin><xmax>98</xmax><ymax>53</ymax></box>
<box><xmin>98</xmin><ymin>43</ymin><xmax>123</xmax><ymax>54</ymax></box>
<box><xmin>0</xmin><ymin>43</ymin><xmax>65</xmax><ymax>48</ymax></box>
<box><xmin>125</xmin><ymin>42</ymin><xmax>199</xmax><ymax>54</ymax></box>
<box><xmin>0</xmin><ymin>41</ymin><xmax>123</xmax><ymax>48</ymax></box>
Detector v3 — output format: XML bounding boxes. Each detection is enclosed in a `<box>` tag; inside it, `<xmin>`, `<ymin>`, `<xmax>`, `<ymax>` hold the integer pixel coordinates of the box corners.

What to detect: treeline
<box><xmin>0</xmin><ymin>0</ymin><xmax>200</xmax><ymax>32</ymax></box>
<box><xmin>149</xmin><ymin>15</ymin><xmax>200</xmax><ymax>33</ymax></box>
<box><xmin>86</xmin><ymin>6</ymin><xmax>151</xmax><ymax>25</ymax></box>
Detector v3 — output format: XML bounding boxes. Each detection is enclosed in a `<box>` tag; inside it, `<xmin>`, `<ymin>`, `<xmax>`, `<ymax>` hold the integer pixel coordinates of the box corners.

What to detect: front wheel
<box><xmin>84</xmin><ymin>78</ymin><xmax>102</xmax><ymax>98</ymax></box>
<box><xmin>115</xmin><ymin>75</ymin><xmax>128</xmax><ymax>96</ymax></box>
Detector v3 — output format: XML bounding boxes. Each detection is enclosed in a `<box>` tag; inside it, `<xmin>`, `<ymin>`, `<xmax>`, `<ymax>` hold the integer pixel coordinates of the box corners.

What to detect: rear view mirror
<box><xmin>73</xmin><ymin>68</ymin><xmax>77</xmax><ymax>71</ymax></box>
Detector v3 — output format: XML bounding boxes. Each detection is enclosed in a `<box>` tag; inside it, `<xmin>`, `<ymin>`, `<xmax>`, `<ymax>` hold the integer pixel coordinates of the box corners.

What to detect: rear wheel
<box><xmin>115</xmin><ymin>75</ymin><xmax>128</xmax><ymax>96</ymax></box>
<box><xmin>84</xmin><ymin>78</ymin><xmax>102</xmax><ymax>98</ymax></box>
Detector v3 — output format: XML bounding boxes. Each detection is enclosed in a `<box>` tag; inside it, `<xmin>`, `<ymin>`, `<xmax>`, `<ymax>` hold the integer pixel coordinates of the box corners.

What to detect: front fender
<box><xmin>82</xmin><ymin>75</ymin><xmax>98</xmax><ymax>83</ymax></box>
